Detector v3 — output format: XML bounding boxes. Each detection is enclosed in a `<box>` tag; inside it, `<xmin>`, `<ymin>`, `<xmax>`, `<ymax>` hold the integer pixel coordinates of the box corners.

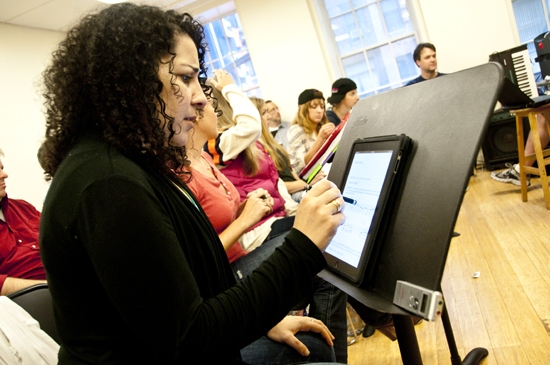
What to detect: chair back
<box><xmin>7</xmin><ymin>283</ymin><xmax>60</xmax><ymax>344</ymax></box>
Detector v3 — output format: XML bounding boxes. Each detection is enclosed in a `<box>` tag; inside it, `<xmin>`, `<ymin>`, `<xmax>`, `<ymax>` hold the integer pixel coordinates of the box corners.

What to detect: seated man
<box><xmin>266</xmin><ymin>100</ymin><xmax>291</xmax><ymax>149</ymax></box>
<box><xmin>0</xmin><ymin>148</ymin><xmax>46</xmax><ymax>295</ymax></box>
<box><xmin>405</xmin><ymin>42</ymin><xmax>446</xmax><ymax>86</ymax></box>
<box><xmin>491</xmin><ymin>113</ymin><xmax>550</xmax><ymax>185</ymax></box>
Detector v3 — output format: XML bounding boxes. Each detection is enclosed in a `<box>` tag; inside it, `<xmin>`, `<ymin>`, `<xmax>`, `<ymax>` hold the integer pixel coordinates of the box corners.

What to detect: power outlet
<box><xmin>393</xmin><ymin>281</ymin><xmax>444</xmax><ymax>321</ymax></box>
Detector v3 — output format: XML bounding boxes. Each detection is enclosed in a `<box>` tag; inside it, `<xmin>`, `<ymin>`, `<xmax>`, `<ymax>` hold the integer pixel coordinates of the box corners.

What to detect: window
<box><xmin>511</xmin><ymin>0</ymin><xmax>550</xmax><ymax>80</ymax></box>
<box><xmin>320</xmin><ymin>0</ymin><xmax>418</xmax><ymax>97</ymax></box>
<box><xmin>202</xmin><ymin>12</ymin><xmax>261</xmax><ymax>96</ymax></box>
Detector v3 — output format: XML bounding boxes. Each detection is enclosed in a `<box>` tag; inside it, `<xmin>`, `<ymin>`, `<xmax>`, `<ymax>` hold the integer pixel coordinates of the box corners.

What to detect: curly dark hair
<box><xmin>40</xmin><ymin>3</ymin><xmax>210</xmax><ymax>180</ymax></box>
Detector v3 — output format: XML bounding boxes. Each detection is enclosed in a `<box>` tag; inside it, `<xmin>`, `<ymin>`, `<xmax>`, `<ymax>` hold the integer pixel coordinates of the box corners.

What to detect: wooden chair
<box><xmin>512</xmin><ymin>104</ymin><xmax>550</xmax><ymax>209</ymax></box>
<box><xmin>346</xmin><ymin>307</ymin><xmax>359</xmax><ymax>345</ymax></box>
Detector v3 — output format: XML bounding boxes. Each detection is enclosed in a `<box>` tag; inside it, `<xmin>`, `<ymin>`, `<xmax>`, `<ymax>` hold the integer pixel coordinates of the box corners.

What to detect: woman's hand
<box><xmin>293</xmin><ymin>180</ymin><xmax>344</xmax><ymax>251</ymax></box>
<box><xmin>235</xmin><ymin>189</ymin><xmax>273</xmax><ymax>228</ymax></box>
<box><xmin>209</xmin><ymin>69</ymin><xmax>235</xmax><ymax>91</ymax></box>
<box><xmin>267</xmin><ymin>316</ymin><xmax>334</xmax><ymax>356</ymax></box>
<box><xmin>317</xmin><ymin>123</ymin><xmax>335</xmax><ymax>140</ymax></box>
<box><xmin>310</xmin><ymin>170</ymin><xmax>327</xmax><ymax>185</ymax></box>
<box><xmin>246</xmin><ymin>189</ymin><xmax>274</xmax><ymax>208</ymax></box>
<box><xmin>218</xmin><ymin>189</ymin><xmax>273</xmax><ymax>252</ymax></box>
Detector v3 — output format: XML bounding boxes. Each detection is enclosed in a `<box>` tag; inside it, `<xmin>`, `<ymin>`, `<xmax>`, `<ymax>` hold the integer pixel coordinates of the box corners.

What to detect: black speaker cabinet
<box><xmin>482</xmin><ymin>111</ymin><xmax>530</xmax><ymax>171</ymax></box>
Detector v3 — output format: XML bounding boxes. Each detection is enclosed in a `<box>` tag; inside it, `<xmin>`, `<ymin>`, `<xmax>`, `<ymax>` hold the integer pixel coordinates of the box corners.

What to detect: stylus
<box><xmin>343</xmin><ymin>196</ymin><xmax>357</xmax><ymax>205</ymax></box>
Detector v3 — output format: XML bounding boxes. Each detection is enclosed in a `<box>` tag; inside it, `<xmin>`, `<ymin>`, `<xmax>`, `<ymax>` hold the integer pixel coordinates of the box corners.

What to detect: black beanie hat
<box><xmin>298</xmin><ymin>89</ymin><xmax>325</xmax><ymax>105</ymax></box>
<box><xmin>327</xmin><ymin>78</ymin><xmax>357</xmax><ymax>105</ymax></box>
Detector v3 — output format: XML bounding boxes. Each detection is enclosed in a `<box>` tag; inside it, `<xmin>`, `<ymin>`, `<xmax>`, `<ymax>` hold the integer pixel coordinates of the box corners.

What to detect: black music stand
<box><xmin>321</xmin><ymin>63</ymin><xmax>504</xmax><ymax>365</ymax></box>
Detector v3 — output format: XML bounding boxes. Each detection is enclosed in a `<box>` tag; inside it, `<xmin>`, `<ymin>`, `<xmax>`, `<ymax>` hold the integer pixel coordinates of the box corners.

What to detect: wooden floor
<box><xmin>347</xmin><ymin>169</ymin><xmax>550</xmax><ymax>365</ymax></box>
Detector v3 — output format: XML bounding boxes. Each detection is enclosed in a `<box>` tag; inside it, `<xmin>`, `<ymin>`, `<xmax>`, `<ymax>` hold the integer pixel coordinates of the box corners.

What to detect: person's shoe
<box><xmin>490</xmin><ymin>163</ymin><xmax>530</xmax><ymax>187</ymax></box>
<box><xmin>362</xmin><ymin>325</ymin><xmax>375</xmax><ymax>338</ymax></box>
<box><xmin>374</xmin><ymin>316</ymin><xmax>423</xmax><ymax>342</ymax></box>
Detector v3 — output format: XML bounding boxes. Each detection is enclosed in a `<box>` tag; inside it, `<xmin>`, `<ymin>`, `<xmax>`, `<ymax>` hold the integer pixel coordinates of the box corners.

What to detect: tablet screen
<box><xmin>325</xmin><ymin>149</ymin><xmax>393</xmax><ymax>268</ymax></box>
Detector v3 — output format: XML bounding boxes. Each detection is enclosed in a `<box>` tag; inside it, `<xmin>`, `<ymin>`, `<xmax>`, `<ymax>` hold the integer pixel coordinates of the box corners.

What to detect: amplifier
<box><xmin>481</xmin><ymin>111</ymin><xmax>529</xmax><ymax>171</ymax></box>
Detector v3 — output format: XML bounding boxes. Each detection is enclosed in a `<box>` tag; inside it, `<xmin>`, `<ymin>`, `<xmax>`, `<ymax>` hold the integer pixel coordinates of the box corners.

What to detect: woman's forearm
<box><xmin>303</xmin><ymin>136</ymin><xmax>326</xmax><ymax>164</ymax></box>
<box><xmin>284</xmin><ymin>180</ymin><xmax>308</xmax><ymax>194</ymax></box>
<box><xmin>218</xmin><ymin>217</ymin><xmax>251</xmax><ymax>251</ymax></box>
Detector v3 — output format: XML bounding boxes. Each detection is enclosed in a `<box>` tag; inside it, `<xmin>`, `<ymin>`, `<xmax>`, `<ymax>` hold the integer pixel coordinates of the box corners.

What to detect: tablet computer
<box><xmin>324</xmin><ymin>134</ymin><xmax>411</xmax><ymax>285</ymax></box>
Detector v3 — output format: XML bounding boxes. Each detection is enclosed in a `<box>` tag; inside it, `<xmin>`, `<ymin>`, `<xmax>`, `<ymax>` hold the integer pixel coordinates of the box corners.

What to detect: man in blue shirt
<box><xmin>405</xmin><ymin>45</ymin><xmax>460</xmax><ymax>238</ymax></box>
<box><xmin>405</xmin><ymin>43</ymin><xmax>446</xmax><ymax>86</ymax></box>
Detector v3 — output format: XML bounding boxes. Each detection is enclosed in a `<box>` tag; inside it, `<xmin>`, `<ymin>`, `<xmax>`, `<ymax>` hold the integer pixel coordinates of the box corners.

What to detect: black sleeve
<box><xmin>76</xmin><ymin>176</ymin><xmax>326</xmax><ymax>361</ymax></box>
<box><xmin>210</xmin><ymin>229</ymin><xmax>328</xmax><ymax>350</ymax></box>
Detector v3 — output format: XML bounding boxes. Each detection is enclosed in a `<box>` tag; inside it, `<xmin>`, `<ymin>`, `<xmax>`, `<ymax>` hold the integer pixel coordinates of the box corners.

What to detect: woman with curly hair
<box><xmin>287</xmin><ymin>89</ymin><xmax>335</xmax><ymax>174</ymax></box>
<box><xmin>38</xmin><ymin>3</ymin><xmax>345</xmax><ymax>365</ymax></box>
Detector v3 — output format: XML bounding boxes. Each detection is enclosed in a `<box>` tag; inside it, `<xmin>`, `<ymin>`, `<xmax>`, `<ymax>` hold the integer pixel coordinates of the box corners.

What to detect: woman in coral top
<box><xmin>183</xmin><ymin>71</ymin><xmax>348</xmax><ymax>363</ymax></box>
<box><xmin>182</xmin><ymin>71</ymin><xmax>275</xmax><ymax>272</ymax></box>
<box><xmin>203</xmin><ymin>73</ymin><xmax>298</xmax><ymax>254</ymax></box>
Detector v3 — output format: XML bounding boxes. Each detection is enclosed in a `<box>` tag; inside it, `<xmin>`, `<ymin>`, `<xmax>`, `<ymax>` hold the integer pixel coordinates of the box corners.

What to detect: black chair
<box><xmin>7</xmin><ymin>283</ymin><xmax>60</xmax><ymax>344</ymax></box>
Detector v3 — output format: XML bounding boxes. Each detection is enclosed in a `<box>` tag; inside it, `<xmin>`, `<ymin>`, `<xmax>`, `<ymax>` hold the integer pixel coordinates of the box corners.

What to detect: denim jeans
<box><xmin>307</xmin><ymin>277</ymin><xmax>347</xmax><ymax>364</ymax></box>
<box><xmin>231</xmin><ymin>217</ymin><xmax>294</xmax><ymax>280</ymax></box>
<box><xmin>231</xmin><ymin>229</ymin><xmax>348</xmax><ymax>364</ymax></box>
<box><xmin>231</xmin><ymin>233</ymin><xmax>287</xmax><ymax>281</ymax></box>
<box><xmin>240</xmin><ymin>332</ymin><xmax>341</xmax><ymax>365</ymax></box>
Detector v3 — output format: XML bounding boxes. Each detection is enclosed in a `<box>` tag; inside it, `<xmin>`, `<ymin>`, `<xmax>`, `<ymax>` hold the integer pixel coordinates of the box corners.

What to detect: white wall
<box><xmin>0</xmin><ymin>0</ymin><xmax>525</xmax><ymax>210</ymax></box>
<box><xmin>0</xmin><ymin>23</ymin><xmax>64</xmax><ymax>210</ymax></box>
<box><xmin>224</xmin><ymin>0</ymin><xmax>521</xmax><ymax>120</ymax></box>
<box><xmin>234</xmin><ymin>0</ymin><xmax>333</xmax><ymax>123</ymax></box>
<box><xmin>414</xmin><ymin>0</ymin><xmax>519</xmax><ymax>73</ymax></box>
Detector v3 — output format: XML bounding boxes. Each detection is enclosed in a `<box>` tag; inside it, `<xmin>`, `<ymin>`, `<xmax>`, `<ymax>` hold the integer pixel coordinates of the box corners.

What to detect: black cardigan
<box><xmin>40</xmin><ymin>135</ymin><xmax>327</xmax><ymax>364</ymax></box>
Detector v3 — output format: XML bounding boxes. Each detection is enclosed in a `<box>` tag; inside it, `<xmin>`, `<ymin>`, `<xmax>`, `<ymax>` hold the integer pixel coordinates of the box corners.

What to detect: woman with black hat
<box><xmin>326</xmin><ymin>78</ymin><xmax>359</xmax><ymax>127</ymax></box>
<box><xmin>287</xmin><ymin>89</ymin><xmax>335</xmax><ymax>175</ymax></box>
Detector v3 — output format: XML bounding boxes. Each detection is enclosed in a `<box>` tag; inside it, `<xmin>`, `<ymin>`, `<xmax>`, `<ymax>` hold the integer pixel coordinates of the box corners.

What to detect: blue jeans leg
<box><xmin>308</xmin><ymin>277</ymin><xmax>348</xmax><ymax>364</ymax></box>
<box><xmin>240</xmin><ymin>332</ymin><xmax>337</xmax><ymax>365</ymax></box>
<box><xmin>265</xmin><ymin>217</ymin><xmax>295</xmax><ymax>241</ymax></box>
<box><xmin>232</xmin><ymin>230</ymin><xmax>348</xmax><ymax>363</ymax></box>
<box><xmin>231</xmin><ymin>233</ymin><xmax>287</xmax><ymax>282</ymax></box>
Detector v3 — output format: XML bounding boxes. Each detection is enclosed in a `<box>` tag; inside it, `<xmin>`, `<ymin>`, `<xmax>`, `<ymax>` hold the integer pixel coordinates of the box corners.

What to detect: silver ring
<box><xmin>330</xmin><ymin>200</ymin><xmax>341</xmax><ymax>213</ymax></box>
<box><xmin>311</xmin><ymin>318</ymin><xmax>315</xmax><ymax>323</ymax></box>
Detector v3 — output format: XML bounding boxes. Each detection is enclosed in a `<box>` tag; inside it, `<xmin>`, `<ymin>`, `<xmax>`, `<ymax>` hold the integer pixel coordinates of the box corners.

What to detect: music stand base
<box><xmin>461</xmin><ymin>348</ymin><xmax>489</xmax><ymax>365</ymax></box>
<box><xmin>393</xmin><ymin>315</ymin><xmax>423</xmax><ymax>365</ymax></box>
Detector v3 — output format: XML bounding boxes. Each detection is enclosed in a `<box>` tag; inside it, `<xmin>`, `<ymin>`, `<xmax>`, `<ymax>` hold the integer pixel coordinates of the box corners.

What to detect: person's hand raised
<box><xmin>317</xmin><ymin>123</ymin><xmax>335</xmax><ymax>140</ymax></box>
<box><xmin>209</xmin><ymin>69</ymin><xmax>235</xmax><ymax>91</ymax></box>
<box><xmin>310</xmin><ymin>170</ymin><xmax>327</xmax><ymax>185</ymax></box>
<box><xmin>293</xmin><ymin>180</ymin><xmax>344</xmax><ymax>252</ymax></box>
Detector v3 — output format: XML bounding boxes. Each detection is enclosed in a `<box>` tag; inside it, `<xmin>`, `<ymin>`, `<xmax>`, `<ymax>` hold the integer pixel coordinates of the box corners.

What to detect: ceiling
<box><xmin>0</xmin><ymin>0</ymin><xmax>211</xmax><ymax>32</ymax></box>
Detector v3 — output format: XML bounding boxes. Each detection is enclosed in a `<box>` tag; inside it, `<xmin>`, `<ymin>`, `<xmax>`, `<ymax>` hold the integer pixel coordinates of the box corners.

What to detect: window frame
<box><xmin>510</xmin><ymin>0</ymin><xmax>550</xmax><ymax>80</ymax></box>
<box><xmin>197</xmin><ymin>9</ymin><xmax>262</xmax><ymax>96</ymax></box>
<box><xmin>314</xmin><ymin>0</ymin><xmax>420</xmax><ymax>97</ymax></box>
